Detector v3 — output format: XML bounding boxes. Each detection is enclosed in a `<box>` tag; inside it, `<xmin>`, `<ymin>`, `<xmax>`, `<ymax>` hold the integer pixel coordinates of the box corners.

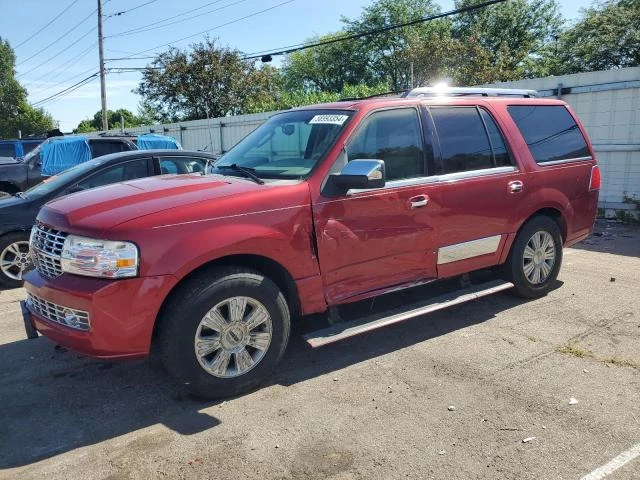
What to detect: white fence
<box><xmin>111</xmin><ymin>67</ymin><xmax>640</xmax><ymax>214</ymax></box>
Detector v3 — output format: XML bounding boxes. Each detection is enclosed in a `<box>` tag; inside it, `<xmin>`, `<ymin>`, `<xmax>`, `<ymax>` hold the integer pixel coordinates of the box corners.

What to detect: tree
<box><xmin>136</xmin><ymin>38</ymin><xmax>283</xmax><ymax>121</ymax></box>
<box><xmin>558</xmin><ymin>0</ymin><xmax>640</xmax><ymax>73</ymax></box>
<box><xmin>281</xmin><ymin>32</ymin><xmax>374</xmax><ymax>93</ymax></box>
<box><xmin>0</xmin><ymin>37</ymin><xmax>54</xmax><ymax>138</ymax></box>
<box><xmin>75</xmin><ymin>108</ymin><xmax>147</xmax><ymax>133</ymax></box>
<box><xmin>453</xmin><ymin>0</ymin><xmax>564</xmax><ymax>80</ymax></box>
<box><xmin>343</xmin><ymin>0</ymin><xmax>446</xmax><ymax>90</ymax></box>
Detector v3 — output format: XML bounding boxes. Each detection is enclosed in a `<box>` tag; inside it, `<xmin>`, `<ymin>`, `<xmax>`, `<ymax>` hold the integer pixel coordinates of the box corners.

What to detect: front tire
<box><xmin>505</xmin><ymin>216</ymin><xmax>563</xmax><ymax>299</ymax></box>
<box><xmin>158</xmin><ymin>267</ymin><xmax>290</xmax><ymax>399</ymax></box>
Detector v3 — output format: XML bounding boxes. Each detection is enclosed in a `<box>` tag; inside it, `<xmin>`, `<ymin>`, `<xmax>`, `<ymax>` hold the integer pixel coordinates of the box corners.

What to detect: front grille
<box><xmin>30</xmin><ymin>224</ymin><xmax>67</xmax><ymax>279</ymax></box>
<box><xmin>26</xmin><ymin>293</ymin><xmax>90</xmax><ymax>331</ymax></box>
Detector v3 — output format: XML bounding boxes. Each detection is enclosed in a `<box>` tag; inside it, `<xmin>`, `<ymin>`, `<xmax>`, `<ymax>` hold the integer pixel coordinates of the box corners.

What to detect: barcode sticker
<box><xmin>309</xmin><ymin>114</ymin><xmax>349</xmax><ymax>125</ymax></box>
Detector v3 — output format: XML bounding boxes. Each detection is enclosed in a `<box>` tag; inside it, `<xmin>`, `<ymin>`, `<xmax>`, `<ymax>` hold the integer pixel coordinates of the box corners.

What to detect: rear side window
<box><xmin>0</xmin><ymin>144</ymin><xmax>16</xmax><ymax>157</ymax></box>
<box><xmin>431</xmin><ymin>107</ymin><xmax>510</xmax><ymax>174</ymax></box>
<box><xmin>507</xmin><ymin>105</ymin><xmax>590</xmax><ymax>163</ymax></box>
<box><xmin>89</xmin><ymin>140</ymin><xmax>130</xmax><ymax>159</ymax></box>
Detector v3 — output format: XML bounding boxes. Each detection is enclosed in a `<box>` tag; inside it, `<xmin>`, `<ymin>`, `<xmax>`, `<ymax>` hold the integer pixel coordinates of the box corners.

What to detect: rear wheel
<box><xmin>0</xmin><ymin>232</ymin><xmax>31</xmax><ymax>288</ymax></box>
<box><xmin>504</xmin><ymin>216</ymin><xmax>563</xmax><ymax>298</ymax></box>
<box><xmin>158</xmin><ymin>267</ymin><xmax>290</xmax><ymax>399</ymax></box>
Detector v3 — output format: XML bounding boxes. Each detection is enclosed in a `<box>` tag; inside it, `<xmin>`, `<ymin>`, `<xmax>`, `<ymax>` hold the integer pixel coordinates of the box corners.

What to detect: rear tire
<box><xmin>504</xmin><ymin>216</ymin><xmax>563</xmax><ymax>299</ymax></box>
<box><xmin>158</xmin><ymin>267</ymin><xmax>290</xmax><ymax>399</ymax></box>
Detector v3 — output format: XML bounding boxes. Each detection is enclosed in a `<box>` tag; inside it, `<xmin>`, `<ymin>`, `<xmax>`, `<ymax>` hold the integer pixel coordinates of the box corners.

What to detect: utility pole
<box><xmin>97</xmin><ymin>0</ymin><xmax>108</xmax><ymax>131</ymax></box>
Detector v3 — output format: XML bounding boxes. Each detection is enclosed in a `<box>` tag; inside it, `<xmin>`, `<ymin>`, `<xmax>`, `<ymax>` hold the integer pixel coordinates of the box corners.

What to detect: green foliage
<box><xmin>136</xmin><ymin>38</ymin><xmax>282</xmax><ymax>121</ymax></box>
<box><xmin>0</xmin><ymin>37</ymin><xmax>54</xmax><ymax>138</ymax></box>
<box><xmin>558</xmin><ymin>0</ymin><xmax>640</xmax><ymax>73</ymax></box>
<box><xmin>74</xmin><ymin>108</ymin><xmax>148</xmax><ymax>133</ymax></box>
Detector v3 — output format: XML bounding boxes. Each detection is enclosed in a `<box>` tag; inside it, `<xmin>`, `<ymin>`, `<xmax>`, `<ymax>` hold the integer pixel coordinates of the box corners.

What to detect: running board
<box><xmin>304</xmin><ymin>279</ymin><xmax>514</xmax><ymax>348</ymax></box>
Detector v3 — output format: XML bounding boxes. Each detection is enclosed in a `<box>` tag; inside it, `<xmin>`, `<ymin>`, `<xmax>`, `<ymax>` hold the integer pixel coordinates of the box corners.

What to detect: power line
<box><xmin>107</xmin><ymin>0</ymin><xmax>228</xmax><ymax>37</ymax></box>
<box><xmin>25</xmin><ymin>42</ymin><xmax>98</xmax><ymax>95</ymax></box>
<box><xmin>17</xmin><ymin>25</ymin><xmax>98</xmax><ymax>78</ymax></box>
<box><xmin>17</xmin><ymin>7</ymin><xmax>97</xmax><ymax>67</ymax></box>
<box><xmin>107</xmin><ymin>0</ymin><xmax>250</xmax><ymax>38</ymax></box>
<box><xmin>243</xmin><ymin>0</ymin><xmax>508</xmax><ymax>60</ymax></box>
<box><xmin>32</xmin><ymin>72</ymin><xmax>100</xmax><ymax>107</ymax></box>
<box><xmin>118</xmin><ymin>0</ymin><xmax>295</xmax><ymax>59</ymax></box>
<box><xmin>106</xmin><ymin>0</ymin><xmax>158</xmax><ymax>18</ymax></box>
<box><xmin>13</xmin><ymin>0</ymin><xmax>80</xmax><ymax>50</ymax></box>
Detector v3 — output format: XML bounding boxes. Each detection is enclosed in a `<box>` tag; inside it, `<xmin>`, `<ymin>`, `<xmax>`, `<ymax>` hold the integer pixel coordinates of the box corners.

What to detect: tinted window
<box><xmin>0</xmin><ymin>144</ymin><xmax>16</xmax><ymax>157</ymax></box>
<box><xmin>431</xmin><ymin>107</ymin><xmax>493</xmax><ymax>173</ymax></box>
<box><xmin>479</xmin><ymin>109</ymin><xmax>512</xmax><ymax>167</ymax></box>
<box><xmin>22</xmin><ymin>142</ymin><xmax>40</xmax><ymax>155</ymax></box>
<box><xmin>75</xmin><ymin>159</ymin><xmax>148</xmax><ymax>190</ymax></box>
<box><xmin>159</xmin><ymin>156</ymin><xmax>207</xmax><ymax>175</ymax></box>
<box><xmin>507</xmin><ymin>105</ymin><xmax>590</xmax><ymax>163</ymax></box>
<box><xmin>90</xmin><ymin>140</ymin><xmax>129</xmax><ymax>159</ymax></box>
<box><xmin>347</xmin><ymin>108</ymin><xmax>425</xmax><ymax>181</ymax></box>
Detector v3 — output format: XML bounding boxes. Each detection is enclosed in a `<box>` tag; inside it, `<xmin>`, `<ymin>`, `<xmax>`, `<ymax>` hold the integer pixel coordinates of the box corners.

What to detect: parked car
<box><xmin>21</xmin><ymin>88</ymin><xmax>599</xmax><ymax>398</ymax></box>
<box><xmin>0</xmin><ymin>149</ymin><xmax>216</xmax><ymax>287</ymax></box>
<box><xmin>0</xmin><ymin>138</ymin><xmax>46</xmax><ymax>159</ymax></box>
<box><xmin>0</xmin><ymin>133</ymin><xmax>180</xmax><ymax>196</ymax></box>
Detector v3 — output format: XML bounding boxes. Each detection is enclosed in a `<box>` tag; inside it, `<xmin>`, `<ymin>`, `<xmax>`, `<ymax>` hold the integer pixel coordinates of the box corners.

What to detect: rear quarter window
<box><xmin>507</xmin><ymin>105</ymin><xmax>590</xmax><ymax>163</ymax></box>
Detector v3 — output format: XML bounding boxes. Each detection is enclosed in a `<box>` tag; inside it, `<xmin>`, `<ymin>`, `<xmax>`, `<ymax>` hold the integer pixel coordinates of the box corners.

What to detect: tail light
<box><xmin>589</xmin><ymin>165</ymin><xmax>601</xmax><ymax>191</ymax></box>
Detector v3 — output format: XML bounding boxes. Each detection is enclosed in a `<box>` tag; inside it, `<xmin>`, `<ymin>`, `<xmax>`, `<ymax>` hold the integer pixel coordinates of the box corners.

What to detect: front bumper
<box><xmin>22</xmin><ymin>269</ymin><xmax>178</xmax><ymax>359</ymax></box>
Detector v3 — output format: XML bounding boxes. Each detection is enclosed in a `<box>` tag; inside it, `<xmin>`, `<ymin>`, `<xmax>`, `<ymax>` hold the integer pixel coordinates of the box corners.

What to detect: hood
<box><xmin>0</xmin><ymin>156</ymin><xmax>19</xmax><ymax>165</ymax></box>
<box><xmin>38</xmin><ymin>174</ymin><xmax>303</xmax><ymax>236</ymax></box>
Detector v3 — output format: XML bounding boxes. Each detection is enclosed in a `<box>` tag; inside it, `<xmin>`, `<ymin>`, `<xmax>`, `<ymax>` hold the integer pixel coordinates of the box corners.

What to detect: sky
<box><xmin>1</xmin><ymin>0</ymin><xmax>593</xmax><ymax>132</ymax></box>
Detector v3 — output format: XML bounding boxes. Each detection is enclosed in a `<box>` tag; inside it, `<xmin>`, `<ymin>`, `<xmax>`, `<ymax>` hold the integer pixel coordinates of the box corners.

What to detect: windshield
<box><xmin>22</xmin><ymin>140</ymin><xmax>46</xmax><ymax>163</ymax></box>
<box><xmin>24</xmin><ymin>158</ymin><xmax>103</xmax><ymax>198</ymax></box>
<box><xmin>213</xmin><ymin>109</ymin><xmax>353</xmax><ymax>179</ymax></box>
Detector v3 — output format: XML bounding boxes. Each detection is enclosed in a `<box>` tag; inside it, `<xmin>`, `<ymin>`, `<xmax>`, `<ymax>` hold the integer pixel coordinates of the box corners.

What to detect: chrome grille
<box><xmin>26</xmin><ymin>293</ymin><xmax>90</xmax><ymax>331</ymax></box>
<box><xmin>30</xmin><ymin>224</ymin><xmax>67</xmax><ymax>279</ymax></box>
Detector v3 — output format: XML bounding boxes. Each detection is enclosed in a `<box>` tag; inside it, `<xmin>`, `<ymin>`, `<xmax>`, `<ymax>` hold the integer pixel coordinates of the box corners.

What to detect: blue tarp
<box><xmin>136</xmin><ymin>133</ymin><xmax>181</xmax><ymax>150</ymax></box>
<box><xmin>41</xmin><ymin>136</ymin><xmax>92</xmax><ymax>176</ymax></box>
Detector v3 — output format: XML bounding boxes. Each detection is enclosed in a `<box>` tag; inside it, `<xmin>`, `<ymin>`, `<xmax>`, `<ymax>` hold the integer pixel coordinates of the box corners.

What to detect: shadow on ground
<box><xmin>0</xmin><ymin>272</ymin><xmax>547</xmax><ymax>469</ymax></box>
<box><xmin>571</xmin><ymin>220</ymin><xmax>640</xmax><ymax>258</ymax></box>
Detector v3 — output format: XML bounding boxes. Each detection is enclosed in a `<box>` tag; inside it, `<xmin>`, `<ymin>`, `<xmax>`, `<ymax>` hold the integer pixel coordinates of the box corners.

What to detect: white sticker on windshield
<box><xmin>309</xmin><ymin>114</ymin><xmax>349</xmax><ymax>126</ymax></box>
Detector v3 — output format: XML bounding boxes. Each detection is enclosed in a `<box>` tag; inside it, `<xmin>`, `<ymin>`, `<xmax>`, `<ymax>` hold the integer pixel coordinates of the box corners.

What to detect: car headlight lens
<box><xmin>60</xmin><ymin>235</ymin><xmax>138</xmax><ymax>279</ymax></box>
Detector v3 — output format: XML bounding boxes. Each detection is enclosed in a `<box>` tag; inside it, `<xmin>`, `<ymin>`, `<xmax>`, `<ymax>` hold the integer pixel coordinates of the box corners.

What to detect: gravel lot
<box><xmin>1</xmin><ymin>220</ymin><xmax>639</xmax><ymax>480</ymax></box>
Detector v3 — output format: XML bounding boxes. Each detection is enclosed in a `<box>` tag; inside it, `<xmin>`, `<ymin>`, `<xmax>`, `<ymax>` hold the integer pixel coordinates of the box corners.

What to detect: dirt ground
<box><xmin>1</xmin><ymin>220</ymin><xmax>639</xmax><ymax>480</ymax></box>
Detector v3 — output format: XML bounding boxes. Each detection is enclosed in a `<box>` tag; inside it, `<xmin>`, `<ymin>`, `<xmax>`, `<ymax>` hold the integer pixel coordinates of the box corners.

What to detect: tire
<box><xmin>504</xmin><ymin>216</ymin><xmax>563</xmax><ymax>299</ymax></box>
<box><xmin>0</xmin><ymin>232</ymin><xmax>31</xmax><ymax>289</ymax></box>
<box><xmin>158</xmin><ymin>267</ymin><xmax>291</xmax><ymax>399</ymax></box>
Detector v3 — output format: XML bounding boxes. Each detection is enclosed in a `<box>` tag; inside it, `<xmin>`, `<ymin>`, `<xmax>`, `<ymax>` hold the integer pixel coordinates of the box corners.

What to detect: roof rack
<box><xmin>404</xmin><ymin>87</ymin><xmax>537</xmax><ymax>98</ymax></box>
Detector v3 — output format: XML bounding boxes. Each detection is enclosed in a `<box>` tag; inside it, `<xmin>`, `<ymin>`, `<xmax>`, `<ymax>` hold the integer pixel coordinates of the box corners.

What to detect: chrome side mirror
<box><xmin>331</xmin><ymin>159</ymin><xmax>386</xmax><ymax>191</ymax></box>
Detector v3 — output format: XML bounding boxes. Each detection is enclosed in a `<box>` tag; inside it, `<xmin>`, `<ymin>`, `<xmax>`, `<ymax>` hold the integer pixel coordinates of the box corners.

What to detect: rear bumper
<box><xmin>22</xmin><ymin>269</ymin><xmax>178</xmax><ymax>359</ymax></box>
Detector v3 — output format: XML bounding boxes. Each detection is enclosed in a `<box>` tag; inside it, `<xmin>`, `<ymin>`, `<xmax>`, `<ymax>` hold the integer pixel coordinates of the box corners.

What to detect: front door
<box><xmin>313</xmin><ymin>107</ymin><xmax>441</xmax><ymax>305</ymax></box>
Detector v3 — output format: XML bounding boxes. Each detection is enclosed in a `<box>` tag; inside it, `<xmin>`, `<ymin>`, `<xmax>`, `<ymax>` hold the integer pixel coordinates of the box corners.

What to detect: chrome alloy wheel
<box><xmin>0</xmin><ymin>241</ymin><xmax>31</xmax><ymax>281</ymax></box>
<box><xmin>194</xmin><ymin>296</ymin><xmax>273</xmax><ymax>378</ymax></box>
<box><xmin>522</xmin><ymin>231</ymin><xmax>556</xmax><ymax>285</ymax></box>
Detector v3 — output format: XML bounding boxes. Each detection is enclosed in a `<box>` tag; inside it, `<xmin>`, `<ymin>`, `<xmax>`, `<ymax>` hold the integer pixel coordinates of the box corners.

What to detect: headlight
<box><xmin>60</xmin><ymin>235</ymin><xmax>138</xmax><ymax>279</ymax></box>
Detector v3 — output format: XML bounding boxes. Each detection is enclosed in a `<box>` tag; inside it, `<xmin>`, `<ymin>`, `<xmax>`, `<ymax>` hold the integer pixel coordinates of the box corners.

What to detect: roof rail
<box><xmin>404</xmin><ymin>87</ymin><xmax>538</xmax><ymax>98</ymax></box>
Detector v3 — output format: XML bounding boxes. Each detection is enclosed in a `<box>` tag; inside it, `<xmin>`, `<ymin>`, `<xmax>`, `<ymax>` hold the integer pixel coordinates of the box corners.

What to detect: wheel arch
<box><xmin>151</xmin><ymin>253</ymin><xmax>301</xmax><ymax>344</ymax></box>
<box><xmin>0</xmin><ymin>181</ymin><xmax>20</xmax><ymax>195</ymax></box>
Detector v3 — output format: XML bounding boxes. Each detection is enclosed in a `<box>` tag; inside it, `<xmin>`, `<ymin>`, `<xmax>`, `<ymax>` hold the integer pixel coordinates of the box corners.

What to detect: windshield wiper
<box><xmin>216</xmin><ymin>164</ymin><xmax>264</xmax><ymax>185</ymax></box>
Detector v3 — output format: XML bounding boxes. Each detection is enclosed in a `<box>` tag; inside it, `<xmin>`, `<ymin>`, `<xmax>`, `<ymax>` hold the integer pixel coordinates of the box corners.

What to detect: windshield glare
<box><xmin>214</xmin><ymin>109</ymin><xmax>353</xmax><ymax>179</ymax></box>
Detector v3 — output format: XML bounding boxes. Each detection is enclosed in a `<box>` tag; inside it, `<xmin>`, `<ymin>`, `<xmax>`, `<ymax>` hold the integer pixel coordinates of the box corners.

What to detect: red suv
<box><xmin>22</xmin><ymin>88</ymin><xmax>600</xmax><ymax>398</ymax></box>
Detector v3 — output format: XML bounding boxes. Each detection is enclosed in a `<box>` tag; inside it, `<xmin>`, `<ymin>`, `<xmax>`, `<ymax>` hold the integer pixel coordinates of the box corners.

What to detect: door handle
<box><xmin>409</xmin><ymin>195</ymin><xmax>429</xmax><ymax>208</ymax></box>
<box><xmin>508</xmin><ymin>180</ymin><xmax>524</xmax><ymax>193</ymax></box>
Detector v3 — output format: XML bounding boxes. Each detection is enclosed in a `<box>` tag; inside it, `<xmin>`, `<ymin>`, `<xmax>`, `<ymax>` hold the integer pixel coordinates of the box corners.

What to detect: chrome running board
<box><xmin>304</xmin><ymin>279</ymin><xmax>514</xmax><ymax>348</ymax></box>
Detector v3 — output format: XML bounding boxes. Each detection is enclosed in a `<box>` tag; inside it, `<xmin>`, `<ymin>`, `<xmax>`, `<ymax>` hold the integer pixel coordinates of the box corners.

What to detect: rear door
<box><xmin>313</xmin><ymin>107</ymin><xmax>441</xmax><ymax>304</ymax></box>
<box><xmin>427</xmin><ymin>105</ymin><xmax>525</xmax><ymax>278</ymax></box>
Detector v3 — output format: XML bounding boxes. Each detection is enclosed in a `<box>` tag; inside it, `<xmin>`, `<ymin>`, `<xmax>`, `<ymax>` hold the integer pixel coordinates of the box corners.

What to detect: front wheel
<box><xmin>504</xmin><ymin>216</ymin><xmax>563</xmax><ymax>299</ymax></box>
<box><xmin>158</xmin><ymin>267</ymin><xmax>291</xmax><ymax>399</ymax></box>
<box><xmin>0</xmin><ymin>232</ymin><xmax>31</xmax><ymax>289</ymax></box>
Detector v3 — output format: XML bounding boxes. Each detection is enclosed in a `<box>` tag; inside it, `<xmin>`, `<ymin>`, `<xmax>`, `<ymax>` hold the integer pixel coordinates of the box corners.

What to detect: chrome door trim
<box><xmin>347</xmin><ymin>166</ymin><xmax>518</xmax><ymax>195</ymax></box>
<box><xmin>537</xmin><ymin>156</ymin><xmax>593</xmax><ymax>166</ymax></box>
<box><xmin>437</xmin><ymin>235</ymin><xmax>502</xmax><ymax>265</ymax></box>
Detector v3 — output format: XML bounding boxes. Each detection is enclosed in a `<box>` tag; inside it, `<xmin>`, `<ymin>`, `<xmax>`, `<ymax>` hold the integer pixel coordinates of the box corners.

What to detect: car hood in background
<box><xmin>0</xmin><ymin>156</ymin><xmax>19</xmax><ymax>165</ymax></box>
